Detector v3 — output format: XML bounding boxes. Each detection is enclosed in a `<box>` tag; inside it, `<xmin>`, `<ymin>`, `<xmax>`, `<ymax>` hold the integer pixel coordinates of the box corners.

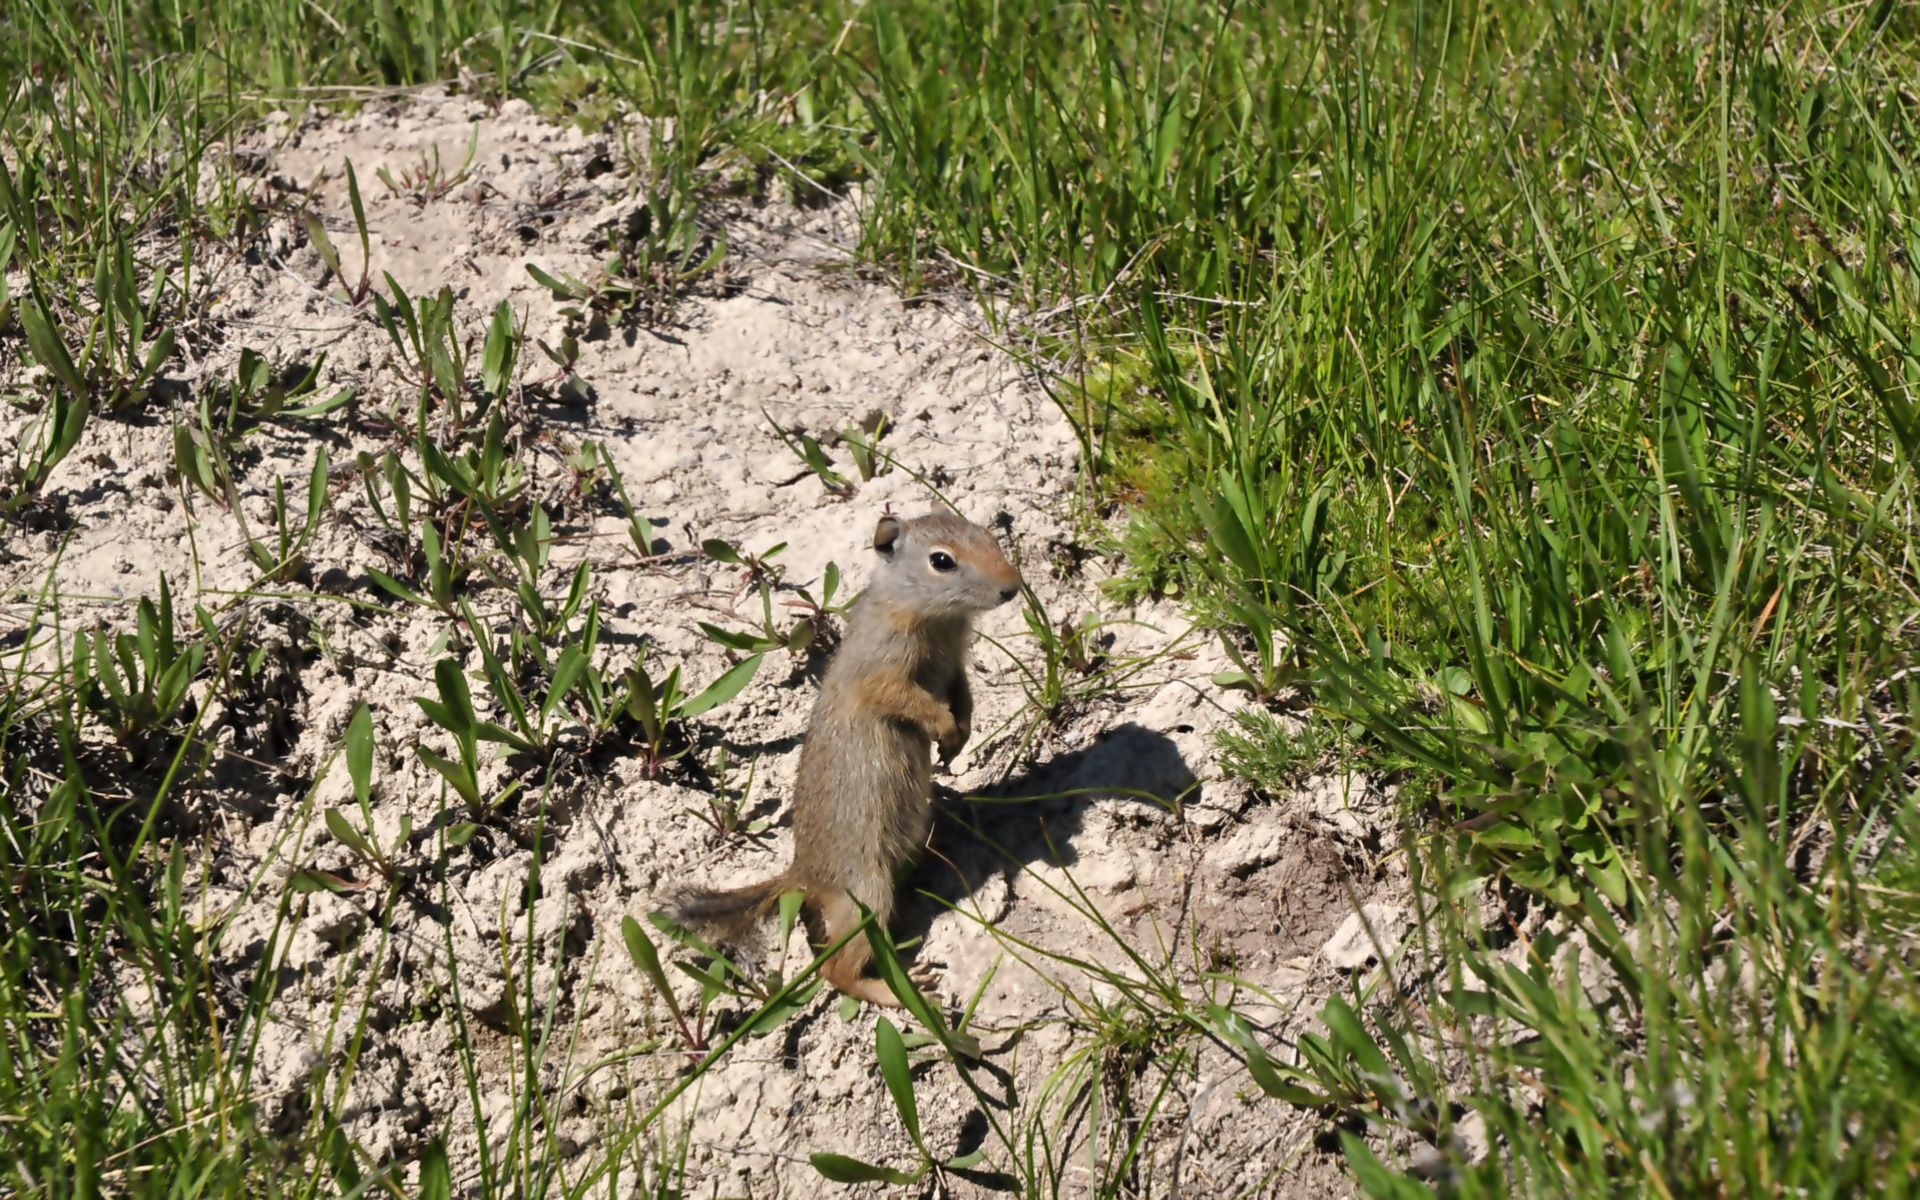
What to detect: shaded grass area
<box><xmin>3</xmin><ymin>0</ymin><xmax>1918</xmax><ymax>1195</ymax></box>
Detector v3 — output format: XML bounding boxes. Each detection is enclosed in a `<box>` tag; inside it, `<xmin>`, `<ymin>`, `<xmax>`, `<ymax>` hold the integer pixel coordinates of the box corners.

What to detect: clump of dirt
<box><xmin>1</xmin><ymin>91</ymin><xmax>1408</xmax><ymax>1196</ymax></box>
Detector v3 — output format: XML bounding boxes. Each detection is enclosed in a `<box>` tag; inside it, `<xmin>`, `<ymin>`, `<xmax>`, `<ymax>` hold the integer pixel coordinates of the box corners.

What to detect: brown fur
<box><xmin>670</xmin><ymin>510</ymin><xmax>1021</xmax><ymax>1007</ymax></box>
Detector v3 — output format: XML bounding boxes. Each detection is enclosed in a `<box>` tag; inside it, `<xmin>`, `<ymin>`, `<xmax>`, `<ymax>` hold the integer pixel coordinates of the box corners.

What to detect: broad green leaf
<box><xmin>680</xmin><ymin>654</ymin><xmax>764</xmax><ymax>717</ymax></box>
<box><xmin>482</xmin><ymin>300</ymin><xmax>518</xmax><ymax>397</ymax></box>
<box><xmin>864</xmin><ymin>914</ymin><xmax>965</xmax><ymax>1055</ymax></box>
<box><xmin>525</xmin><ymin>262</ymin><xmax>587</xmax><ymax>298</ymax></box>
<box><xmin>876</xmin><ymin>1017</ymin><xmax>923</xmax><ymax>1149</ymax></box>
<box><xmin>281</xmin><ymin>387</ymin><xmax>353</xmax><ymax>418</ymax></box>
<box><xmin>21</xmin><ymin>294</ymin><xmax>88</xmax><ymax>400</ymax></box>
<box><xmin>344</xmin><ymin>160</ymin><xmax>370</xmax><ymax>272</ymax></box>
<box><xmin>1584</xmin><ymin>854</ymin><xmax>1629</xmax><ymax>907</ymax></box>
<box><xmin>474</xmin><ymin>721</ymin><xmax>539</xmax><ymax>755</ymax></box>
<box><xmin>808</xmin><ymin>1153</ymin><xmax>922</xmax><ymax>1186</ymax></box>
<box><xmin>415</xmin><ymin>696</ymin><xmax>457</xmax><ymax>733</ymax></box>
<box><xmin>737</xmin><ymin>979</ymin><xmax>822</xmax><ymax>1038</ymax></box>
<box><xmin>1205</xmin><ymin>1003</ymin><xmax>1330</xmax><ymax>1105</ymax></box>
<box><xmin>418</xmin><ymin>1138</ymin><xmax>451</xmax><ymax>1200</ymax></box>
<box><xmin>648</xmin><ymin>910</ymin><xmax>721</xmax><ymax>959</ymax></box>
<box><xmin>1338</xmin><ymin>1132</ymin><xmax>1432</xmax><ymax>1199</ymax></box>
<box><xmin>697</xmin><ymin>622</ymin><xmax>773</xmax><ymax>653</ymax></box>
<box><xmin>546</xmin><ymin>646</ymin><xmax>588</xmax><ymax>720</ymax></box>
<box><xmin>367</xmin><ymin>568</ymin><xmax>432</xmax><ymax>609</ymax></box>
<box><xmin>1320</xmin><ymin>997</ymin><xmax>1394</xmax><ymax>1084</ymax></box>
<box><xmin>287</xmin><ymin>868</ymin><xmax>367</xmax><ymax>895</ymax></box>
<box><xmin>303</xmin><ymin>213</ymin><xmax>342</xmax><ymax>280</ymax></box>
<box><xmin>323</xmin><ymin>808</ymin><xmax>373</xmax><ymax>859</ymax></box>
<box><xmin>1469</xmin><ymin>823</ymin><xmax>1537</xmax><ymax>851</ymax></box>
<box><xmin>787</xmin><ymin>619</ymin><xmax>815</xmax><ymax>655</ymax></box>
<box><xmin>777</xmin><ymin>888</ymin><xmax>805</xmax><ymax>943</ymax></box>
<box><xmin>304</xmin><ymin>446</ymin><xmax>330</xmax><ymax>530</ymax></box>
<box><xmin>343</xmin><ymin>710</ymin><xmax>374</xmax><ymax>812</ymax></box>
<box><xmin>1153</xmin><ymin>99</ymin><xmax>1184</xmax><ymax>180</ymax></box>
<box><xmin>559</xmin><ymin>560</ymin><xmax>591</xmax><ymax>624</ymax></box>
<box><xmin>138</xmin><ymin>328</ymin><xmax>177</xmax><ymax>385</ymax></box>
<box><xmin>416</xmin><ymin>746</ymin><xmax>479</xmax><ymax>807</ymax></box>
<box><xmin>36</xmin><ymin>392</ymin><xmax>90</xmax><ymax>485</ymax></box>
<box><xmin>432</xmin><ymin>658</ymin><xmax>476</xmax><ymax>733</ymax></box>
<box><xmin>621</xmin><ymin>914</ymin><xmax>675</xmax><ymax>999</ymax></box>
<box><xmin>319</xmin><ymin>1124</ymin><xmax>361</xmax><ymax>1191</ymax></box>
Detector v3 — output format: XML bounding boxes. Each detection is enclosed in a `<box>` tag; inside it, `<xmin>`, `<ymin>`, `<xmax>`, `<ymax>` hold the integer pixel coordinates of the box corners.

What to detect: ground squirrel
<box><xmin>672</xmin><ymin>509</ymin><xmax>1021</xmax><ymax>1007</ymax></box>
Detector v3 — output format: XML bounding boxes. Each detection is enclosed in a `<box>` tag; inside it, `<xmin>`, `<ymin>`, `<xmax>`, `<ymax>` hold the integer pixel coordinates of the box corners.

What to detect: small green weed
<box><xmin>1</xmin><ymin>383</ymin><xmax>88</xmax><ymax>507</ymax></box>
<box><xmin>629</xmin><ymin>903</ymin><xmax>824</xmax><ymax>1056</ymax></box>
<box><xmin>376</xmin><ymin>126</ymin><xmax>478</xmax><ymax>205</ymax></box>
<box><xmin>70</xmin><ymin>576</ymin><xmax>206</xmax><ymax>751</ymax></box>
<box><xmin>304</xmin><ymin>159</ymin><xmax>375</xmax><ymax>305</ymax></box>
<box><xmin>691</xmin><ymin>745</ymin><xmax>773</xmax><ymax>842</ymax></box>
<box><xmin>215</xmin><ymin>347</ymin><xmax>353</xmax><ymax>436</ymax></box>
<box><xmin>763</xmin><ymin>409</ymin><xmax>851</xmax><ymax>496</ymax></box>
<box><xmin>241</xmin><ymin>445</ymin><xmax>331</xmax><ymax>583</ymax></box>
<box><xmin>810</xmin><ymin>1016</ymin><xmax>996</xmax><ymax>1186</ymax></box>
<box><xmin>373</xmin><ymin>274</ymin><xmax>475</xmax><ymax>426</ymax></box>
<box><xmin>616</xmin><ymin>654</ymin><xmax>763</xmax><ymax>778</ymax></box>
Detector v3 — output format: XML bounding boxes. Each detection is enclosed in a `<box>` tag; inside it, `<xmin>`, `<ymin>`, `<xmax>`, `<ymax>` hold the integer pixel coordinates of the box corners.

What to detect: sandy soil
<box><xmin>0</xmin><ymin>92</ymin><xmax>1409</xmax><ymax>1197</ymax></box>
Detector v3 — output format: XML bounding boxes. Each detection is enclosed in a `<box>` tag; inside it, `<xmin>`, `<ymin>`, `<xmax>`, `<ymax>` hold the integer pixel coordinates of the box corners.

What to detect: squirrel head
<box><xmin>869</xmin><ymin>510</ymin><xmax>1021</xmax><ymax>618</ymax></box>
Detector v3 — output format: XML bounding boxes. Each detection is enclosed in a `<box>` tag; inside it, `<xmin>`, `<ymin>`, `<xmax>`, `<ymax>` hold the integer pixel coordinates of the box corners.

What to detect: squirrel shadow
<box><xmin>894</xmin><ymin>720</ymin><xmax>1198</xmax><ymax>949</ymax></box>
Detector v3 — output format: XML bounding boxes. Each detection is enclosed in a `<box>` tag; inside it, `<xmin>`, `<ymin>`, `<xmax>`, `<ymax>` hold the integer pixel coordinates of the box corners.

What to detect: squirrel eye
<box><xmin>929</xmin><ymin>551</ymin><xmax>957</xmax><ymax>572</ymax></box>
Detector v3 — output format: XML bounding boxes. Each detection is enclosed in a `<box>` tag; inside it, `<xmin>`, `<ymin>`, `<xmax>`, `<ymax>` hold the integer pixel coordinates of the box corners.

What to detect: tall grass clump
<box><xmin>800</xmin><ymin>0</ymin><xmax>1920</xmax><ymax>1191</ymax></box>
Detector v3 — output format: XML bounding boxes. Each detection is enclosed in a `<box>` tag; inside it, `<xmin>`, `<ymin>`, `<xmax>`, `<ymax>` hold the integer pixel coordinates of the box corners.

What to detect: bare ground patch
<box><xmin>1</xmin><ymin>92</ymin><xmax>1407</xmax><ymax>1197</ymax></box>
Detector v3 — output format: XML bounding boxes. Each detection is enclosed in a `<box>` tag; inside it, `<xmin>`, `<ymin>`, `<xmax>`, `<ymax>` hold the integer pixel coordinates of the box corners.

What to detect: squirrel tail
<box><xmin>667</xmin><ymin>872</ymin><xmax>797</xmax><ymax>942</ymax></box>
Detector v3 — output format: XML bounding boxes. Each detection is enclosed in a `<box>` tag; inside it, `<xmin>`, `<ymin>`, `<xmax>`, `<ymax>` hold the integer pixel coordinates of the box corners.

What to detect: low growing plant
<box><xmin>70</xmin><ymin>576</ymin><xmax>206</xmax><ymax>749</ymax></box>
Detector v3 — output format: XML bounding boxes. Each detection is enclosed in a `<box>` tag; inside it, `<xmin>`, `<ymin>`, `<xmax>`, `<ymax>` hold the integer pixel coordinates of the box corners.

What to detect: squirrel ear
<box><xmin>872</xmin><ymin>515</ymin><xmax>903</xmax><ymax>556</ymax></box>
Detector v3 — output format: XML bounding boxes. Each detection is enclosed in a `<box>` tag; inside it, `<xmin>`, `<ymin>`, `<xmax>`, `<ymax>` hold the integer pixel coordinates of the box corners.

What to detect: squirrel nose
<box><xmin>999</xmin><ymin>585</ymin><xmax>1020</xmax><ymax>602</ymax></box>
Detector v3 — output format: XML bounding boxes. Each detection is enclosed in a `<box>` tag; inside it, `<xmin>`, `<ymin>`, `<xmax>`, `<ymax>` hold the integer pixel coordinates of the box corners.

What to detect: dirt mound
<box><xmin>2</xmin><ymin>91</ymin><xmax>1400</xmax><ymax>1196</ymax></box>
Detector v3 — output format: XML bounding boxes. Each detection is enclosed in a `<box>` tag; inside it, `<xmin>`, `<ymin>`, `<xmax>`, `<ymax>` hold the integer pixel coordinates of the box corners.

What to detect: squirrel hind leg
<box><xmin>814</xmin><ymin>886</ymin><xmax>907</xmax><ymax>1009</ymax></box>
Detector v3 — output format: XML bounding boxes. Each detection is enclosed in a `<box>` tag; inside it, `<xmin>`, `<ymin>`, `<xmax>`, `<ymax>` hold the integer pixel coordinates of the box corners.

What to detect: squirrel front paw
<box><xmin>935</xmin><ymin>716</ymin><xmax>970</xmax><ymax>767</ymax></box>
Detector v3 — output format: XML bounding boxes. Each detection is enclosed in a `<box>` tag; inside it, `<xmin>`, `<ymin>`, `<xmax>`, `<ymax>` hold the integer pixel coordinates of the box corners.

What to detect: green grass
<box><xmin>4</xmin><ymin>0</ymin><xmax>1919</xmax><ymax>1195</ymax></box>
